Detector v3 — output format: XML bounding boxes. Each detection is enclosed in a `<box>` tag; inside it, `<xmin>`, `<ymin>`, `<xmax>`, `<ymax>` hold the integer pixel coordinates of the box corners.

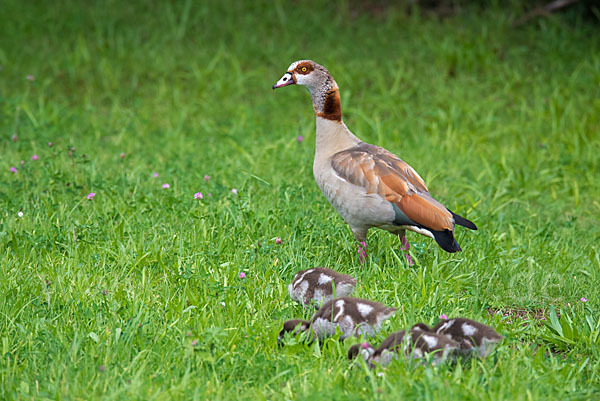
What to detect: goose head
<box><xmin>278</xmin><ymin>319</ymin><xmax>310</xmax><ymax>347</ymax></box>
<box><xmin>348</xmin><ymin>342</ymin><xmax>375</xmax><ymax>362</ymax></box>
<box><xmin>273</xmin><ymin>60</ymin><xmax>341</xmax><ymax>121</ymax></box>
<box><xmin>273</xmin><ymin>60</ymin><xmax>332</xmax><ymax>91</ymax></box>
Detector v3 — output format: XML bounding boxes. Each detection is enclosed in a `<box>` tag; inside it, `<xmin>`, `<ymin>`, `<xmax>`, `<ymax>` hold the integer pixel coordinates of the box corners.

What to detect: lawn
<box><xmin>1</xmin><ymin>1</ymin><xmax>599</xmax><ymax>400</ymax></box>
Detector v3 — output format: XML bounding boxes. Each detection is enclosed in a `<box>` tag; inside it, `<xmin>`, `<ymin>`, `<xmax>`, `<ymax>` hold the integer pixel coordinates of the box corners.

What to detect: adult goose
<box><xmin>273</xmin><ymin>60</ymin><xmax>477</xmax><ymax>264</ymax></box>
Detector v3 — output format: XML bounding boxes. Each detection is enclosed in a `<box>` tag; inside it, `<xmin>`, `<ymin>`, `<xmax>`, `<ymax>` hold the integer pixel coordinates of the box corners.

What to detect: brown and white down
<box><xmin>279</xmin><ymin>297</ymin><xmax>396</xmax><ymax>344</ymax></box>
<box><xmin>348</xmin><ymin>324</ymin><xmax>460</xmax><ymax>368</ymax></box>
<box><xmin>430</xmin><ymin>318</ymin><xmax>504</xmax><ymax>357</ymax></box>
<box><xmin>273</xmin><ymin>60</ymin><xmax>477</xmax><ymax>264</ymax></box>
<box><xmin>288</xmin><ymin>267</ymin><xmax>357</xmax><ymax>307</ymax></box>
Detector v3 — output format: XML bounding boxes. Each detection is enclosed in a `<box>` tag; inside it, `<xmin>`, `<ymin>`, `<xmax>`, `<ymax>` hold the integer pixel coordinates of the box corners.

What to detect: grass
<box><xmin>1</xmin><ymin>0</ymin><xmax>599</xmax><ymax>399</ymax></box>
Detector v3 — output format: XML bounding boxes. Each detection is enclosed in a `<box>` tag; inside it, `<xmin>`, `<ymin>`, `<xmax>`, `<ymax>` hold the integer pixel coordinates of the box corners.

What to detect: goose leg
<box><xmin>357</xmin><ymin>241</ymin><xmax>367</xmax><ymax>263</ymax></box>
<box><xmin>352</xmin><ymin>228</ymin><xmax>368</xmax><ymax>265</ymax></box>
<box><xmin>399</xmin><ymin>230</ymin><xmax>414</xmax><ymax>266</ymax></box>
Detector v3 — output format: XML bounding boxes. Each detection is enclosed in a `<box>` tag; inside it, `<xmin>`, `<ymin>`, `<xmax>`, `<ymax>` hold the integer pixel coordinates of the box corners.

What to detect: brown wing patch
<box><xmin>334</xmin><ymin>150</ymin><xmax>377</xmax><ymax>192</ymax></box>
<box><xmin>398</xmin><ymin>193</ymin><xmax>453</xmax><ymax>231</ymax></box>
<box><xmin>373</xmin><ymin>149</ymin><xmax>428</xmax><ymax>193</ymax></box>
<box><xmin>392</xmin><ymin>160</ymin><xmax>428</xmax><ymax>192</ymax></box>
<box><xmin>331</xmin><ymin>143</ymin><xmax>453</xmax><ymax>231</ymax></box>
<box><xmin>378</xmin><ymin>173</ymin><xmax>407</xmax><ymax>203</ymax></box>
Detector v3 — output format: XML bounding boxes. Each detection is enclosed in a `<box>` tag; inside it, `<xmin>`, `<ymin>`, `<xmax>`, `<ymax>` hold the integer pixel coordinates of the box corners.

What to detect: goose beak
<box><xmin>272</xmin><ymin>72</ymin><xmax>295</xmax><ymax>89</ymax></box>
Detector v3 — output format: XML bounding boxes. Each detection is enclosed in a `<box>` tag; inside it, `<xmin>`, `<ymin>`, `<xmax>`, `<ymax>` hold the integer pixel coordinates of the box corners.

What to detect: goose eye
<box><xmin>301</xmin><ymin>67</ymin><xmax>307</xmax><ymax>72</ymax></box>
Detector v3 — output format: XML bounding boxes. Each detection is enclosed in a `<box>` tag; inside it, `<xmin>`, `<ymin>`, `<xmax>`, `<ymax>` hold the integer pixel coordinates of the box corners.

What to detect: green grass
<box><xmin>1</xmin><ymin>1</ymin><xmax>600</xmax><ymax>399</ymax></box>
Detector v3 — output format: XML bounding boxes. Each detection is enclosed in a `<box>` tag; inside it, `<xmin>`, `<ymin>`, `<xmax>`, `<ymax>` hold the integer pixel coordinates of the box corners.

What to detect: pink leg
<box><xmin>399</xmin><ymin>233</ymin><xmax>414</xmax><ymax>266</ymax></box>
<box><xmin>357</xmin><ymin>241</ymin><xmax>367</xmax><ymax>264</ymax></box>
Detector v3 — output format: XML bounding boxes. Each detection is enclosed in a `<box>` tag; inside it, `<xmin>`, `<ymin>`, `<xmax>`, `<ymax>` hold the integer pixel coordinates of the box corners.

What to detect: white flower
<box><xmin>220</xmin><ymin>302</ymin><xmax>226</xmax><ymax>307</ymax></box>
<box><xmin>17</xmin><ymin>212</ymin><xmax>23</xmax><ymax>217</ymax></box>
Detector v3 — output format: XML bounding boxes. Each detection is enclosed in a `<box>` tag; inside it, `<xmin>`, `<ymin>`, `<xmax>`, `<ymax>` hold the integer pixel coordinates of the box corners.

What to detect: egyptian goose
<box><xmin>278</xmin><ymin>297</ymin><xmax>396</xmax><ymax>345</ymax></box>
<box><xmin>288</xmin><ymin>267</ymin><xmax>356</xmax><ymax>307</ymax></box>
<box><xmin>431</xmin><ymin>317</ymin><xmax>504</xmax><ymax>357</ymax></box>
<box><xmin>273</xmin><ymin>60</ymin><xmax>477</xmax><ymax>264</ymax></box>
<box><xmin>348</xmin><ymin>325</ymin><xmax>460</xmax><ymax>368</ymax></box>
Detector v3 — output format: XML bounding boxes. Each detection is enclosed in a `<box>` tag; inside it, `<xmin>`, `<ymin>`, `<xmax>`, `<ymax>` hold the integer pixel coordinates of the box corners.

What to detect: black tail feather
<box><xmin>448</xmin><ymin>209</ymin><xmax>477</xmax><ymax>230</ymax></box>
<box><xmin>432</xmin><ymin>230</ymin><xmax>462</xmax><ymax>253</ymax></box>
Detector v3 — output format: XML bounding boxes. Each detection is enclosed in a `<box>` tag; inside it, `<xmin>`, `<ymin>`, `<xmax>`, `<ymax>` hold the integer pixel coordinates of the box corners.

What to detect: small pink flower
<box><xmin>152</xmin><ymin>172</ymin><xmax>159</xmax><ymax>178</ymax></box>
<box><xmin>208</xmin><ymin>193</ymin><xmax>212</xmax><ymax>197</ymax></box>
<box><xmin>11</xmin><ymin>134</ymin><xmax>17</xmax><ymax>142</ymax></box>
<box><xmin>275</xmin><ymin>237</ymin><xmax>282</xmax><ymax>244</ymax></box>
<box><xmin>9</xmin><ymin>166</ymin><xmax>17</xmax><ymax>173</ymax></box>
<box><xmin>191</xmin><ymin>340</ymin><xmax>198</xmax><ymax>346</ymax></box>
<box><xmin>440</xmin><ymin>313</ymin><xmax>448</xmax><ymax>320</ymax></box>
<box><xmin>162</xmin><ymin>183</ymin><xmax>170</xmax><ymax>189</ymax></box>
<box><xmin>98</xmin><ymin>365</ymin><xmax>105</xmax><ymax>373</ymax></box>
<box><xmin>120</xmin><ymin>152</ymin><xmax>126</xmax><ymax>159</ymax></box>
<box><xmin>194</xmin><ymin>192</ymin><xmax>203</xmax><ymax>199</ymax></box>
<box><xmin>231</xmin><ymin>188</ymin><xmax>238</xmax><ymax>195</ymax></box>
<box><xmin>20</xmin><ymin>160</ymin><xmax>25</xmax><ymax>166</ymax></box>
<box><xmin>47</xmin><ymin>142</ymin><xmax>53</xmax><ymax>147</ymax></box>
<box><xmin>361</xmin><ymin>342</ymin><xmax>370</xmax><ymax>350</ymax></box>
<box><xmin>31</xmin><ymin>154</ymin><xmax>39</xmax><ymax>161</ymax></box>
<box><xmin>204</xmin><ymin>175</ymin><xmax>210</xmax><ymax>181</ymax></box>
<box><xmin>297</xmin><ymin>135</ymin><xmax>304</xmax><ymax>142</ymax></box>
<box><xmin>580</xmin><ymin>297</ymin><xmax>588</xmax><ymax>302</ymax></box>
<box><xmin>87</xmin><ymin>192</ymin><xmax>95</xmax><ymax>200</ymax></box>
<box><xmin>26</xmin><ymin>74</ymin><xmax>34</xmax><ymax>81</ymax></box>
<box><xmin>239</xmin><ymin>272</ymin><xmax>246</xmax><ymax>279</ymax></box>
